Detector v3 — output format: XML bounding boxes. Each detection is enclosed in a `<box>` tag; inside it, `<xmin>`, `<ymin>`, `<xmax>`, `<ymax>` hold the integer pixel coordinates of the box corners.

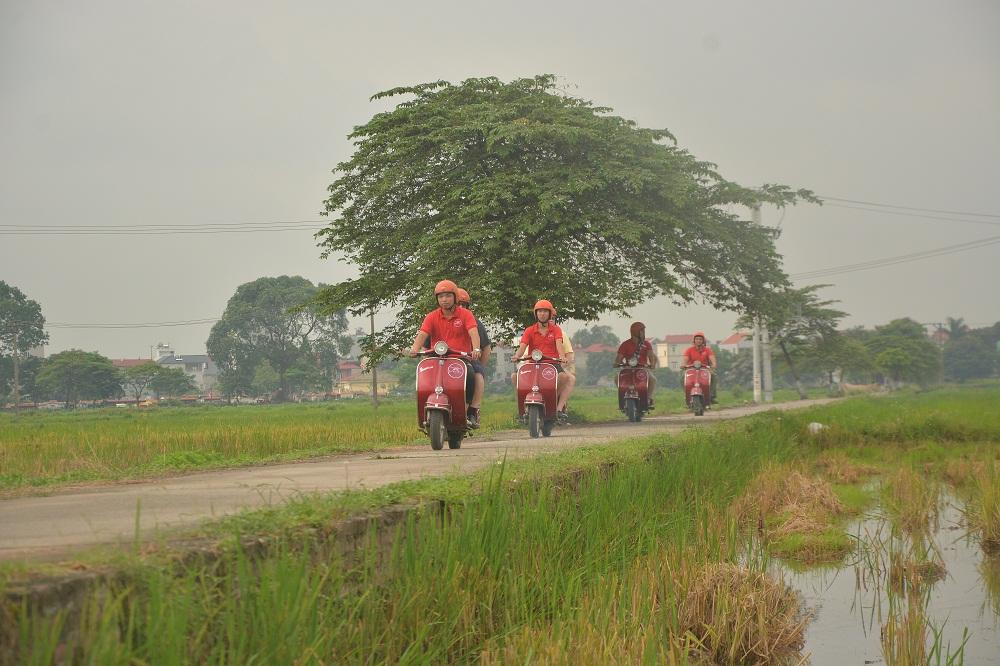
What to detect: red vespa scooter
<box><xmin>515</xmin><ymin>349</ymin><xmax>560</xmax><ymax>438</ymax></box>
<box><xmin>617</xmin><ymin>357</ymin><xmax>652</xmax><ymax>422</ymax></box>
<box><xmin>683</xmin><ymin>361</ymin><xmax>712</xmax><ymax>416</ymax></box>
<box><xmin>415</xmin><ymin>341</ymin><xmax>473</xmax><ymax>450</ymax></box>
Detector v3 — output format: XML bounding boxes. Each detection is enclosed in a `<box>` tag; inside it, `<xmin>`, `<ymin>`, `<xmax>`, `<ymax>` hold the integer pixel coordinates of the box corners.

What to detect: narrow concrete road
<box><xmin>0</xmin><ymin>399</ymin><xmax>836</xmax><ymax>561</ymax></box>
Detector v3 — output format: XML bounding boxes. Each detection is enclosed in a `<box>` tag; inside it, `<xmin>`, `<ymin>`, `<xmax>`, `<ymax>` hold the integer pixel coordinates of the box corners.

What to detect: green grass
<box><xmin>0</xmin><ymin>387</ymin><xmax>814</xmax><ymax>492</ymax></box>
<box><xmin>7</xmin><ymin>386</ymin><xmax>1000</xmax><ymax>663</ymax></box>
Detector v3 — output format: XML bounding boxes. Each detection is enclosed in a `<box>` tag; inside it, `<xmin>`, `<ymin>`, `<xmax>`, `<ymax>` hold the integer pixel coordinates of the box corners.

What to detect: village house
<box><xmin>655</xmin><ymin>334</ymin><xmax>695</xmax><ymax>371</ymax></box>
<box><xmin>333</xmin><ymin>359</ymin><xmax>399</xmax><ymax>398</ymax></box>
<box><xmin>718</xmin><ymin>332</ymin><xmax>753</xmax><ymax>354</ymax></box>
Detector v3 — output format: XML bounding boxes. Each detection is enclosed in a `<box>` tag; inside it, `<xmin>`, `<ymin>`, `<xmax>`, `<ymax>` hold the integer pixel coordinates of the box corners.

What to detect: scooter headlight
<box><xmin>693</xmin><ymin>360</ymin><xmax>702</xmax><ymax>369</ymax></box>
<box><xmin>434</xmin><ymin>386</ymin><xmax>444</xmax><ymax>394</ymax></box>
<box><xmin>628</xmin><ymin>357</ymin><xmax>638</xmax><ymax>367</ymax></box>
<box><xmin>532</xmin><ymin>385</ymin><xmax>539</xmax><ymax>393</ymax></box>
<box><xmin>433</xmin><ymin>341</ymin><xmax>449</xmax><ymax>356</ymax></box>
<box><xmin>531</xmin><ymin>349</ymin><xmax>543</xmax><ymax>362</ymax></box>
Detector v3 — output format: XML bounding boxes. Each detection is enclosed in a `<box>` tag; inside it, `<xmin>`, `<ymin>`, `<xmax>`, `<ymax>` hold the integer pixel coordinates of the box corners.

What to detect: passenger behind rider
<box><xmin>682</xmin><ymin>331</ymin><xmax>718</xmax><ymax>405</ymax></box>
<box><xmin>614</xmin><ymin>321</ymin><xmax>657</xmax><ymax>407</ymax></box>
<box><xmin>456</xmin><ymin>288</ymin><xmax>492</xmax><ymax>370</ymax></box>
<box><xmin>511</xmin><ymin>299</ymin><xmax>576</xmax><ymax>420</ymax></box>
<box><xmin>408</xmin><ymin>280</ymin><xmax>485</xmax><ymax>427</ymax></box>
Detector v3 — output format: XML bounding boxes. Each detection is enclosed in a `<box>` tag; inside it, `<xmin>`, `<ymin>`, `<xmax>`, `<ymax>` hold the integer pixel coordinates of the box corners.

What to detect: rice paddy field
<box><xmin>3</xmin><ymin>384</ymin><xmax>1000</xmax><ymax>664</ymax></box>
<box><xmin>0</xmin><ymin>387</ymin><xmax>819</xmax><ymax>492</ymax></box>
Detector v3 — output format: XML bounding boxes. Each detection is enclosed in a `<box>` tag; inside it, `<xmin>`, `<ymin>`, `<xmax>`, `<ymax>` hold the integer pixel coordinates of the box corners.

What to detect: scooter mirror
<box><xmin>433</xmin><ymin>341</ymin><xmax>449</xmax><ymax>356</ymax></box>
<box><xmin>531</xmin><ymin>349</ymin><xmax>543</xmax><ymax>362</ymax></box>
<box><xmin>628</xmin><ymin>357</ymin><xmax>638</xmax><ymax>367</ymax></box>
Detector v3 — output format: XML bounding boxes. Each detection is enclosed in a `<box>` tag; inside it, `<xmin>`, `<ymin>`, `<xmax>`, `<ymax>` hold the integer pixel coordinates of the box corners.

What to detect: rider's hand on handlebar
<box><xmin>408</xmin><ymin>348</ymin><xmax>419</xmax><ymax>358</ymax></box>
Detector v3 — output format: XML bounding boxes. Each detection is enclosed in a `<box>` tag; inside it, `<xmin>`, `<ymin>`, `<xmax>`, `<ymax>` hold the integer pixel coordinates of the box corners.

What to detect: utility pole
<box><xmin>751</xmin><ymin>204</ymin><xmax>774</xmax><ymax>403</ymax></box>
<box><xmin>12</xmin><ymin>330</ymin><xmax>20</xmax><ymax>413</ymax></box>
<box><xmin>370</xmin><ymin>309</ymin><xmax>378</xmax><ymax>408</ymax></box>
<box><xmin>752</xmin><ymin>320</ymin><xmax>762</xmax><ymax>403</ymax></box>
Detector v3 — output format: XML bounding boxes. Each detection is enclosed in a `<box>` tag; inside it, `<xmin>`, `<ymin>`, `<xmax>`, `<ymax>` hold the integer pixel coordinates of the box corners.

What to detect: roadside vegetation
<box><xmin>0</xmin><ymin>386</ymin><xmax>824</xmax><ymax>493</ymax></box>
<box><xmin>4</xmin><ymin>384</ymin><xmax>1000</xmax><ymax>663</ymax></box>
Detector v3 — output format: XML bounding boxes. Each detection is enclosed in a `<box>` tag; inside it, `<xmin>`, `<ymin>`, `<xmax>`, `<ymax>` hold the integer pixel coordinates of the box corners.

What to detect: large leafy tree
<box><xmin>572</xmin><ymin>325</ymin><xmax>621</xmax><ymax>348</ymax></box>
<box><xmin>866</xmin><ymin>318</ymin><xmax>941</xmax><ymax>387</ymax></box>
<box><xmin>943</xmin><ymin>335</ymin><xmax>997</xmax><ymax>381</ymax></box>
<box><xmin>149</xmin><ymin>367</ymin><xmax>197</xmax><ymax>398</ymax></box>
<box><xmin>207</xmin><ymin>276</ymin><xmax>350</xmax><ymax>402</ymax></box>
<box><xmin>316</xmin><ymin>75</ymin><xmax>815</xmax><ymax>363</ymax></box>
<box><xmin>737</xmin><ymin>285</ymin><xmax>845</xmax><ymax>399</ymax></box>
<box><xmin>37</xmin><ymin>350</ymin><xmax>122</xmax><ymax>407</ymax></box>
<box><xmin>122</xmin><ymin>361</ymin><xmax>161</xmax><ymax>401</ymax></box>
<box><xmin>0</xmin><ymin>281</ymin><xmax>49</xmax><ymax>407</ymax></box>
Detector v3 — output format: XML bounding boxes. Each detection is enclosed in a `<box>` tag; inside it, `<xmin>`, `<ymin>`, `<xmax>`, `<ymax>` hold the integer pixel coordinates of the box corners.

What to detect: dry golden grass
<box><xmin>734</xmin><ymin>466</ymin><xmax>846</xmax><ymax>534</ymax></box>
<box><xmin>480</xmin><ymin>546</ymin><xmax>809</xmax><ymax>666</ymax></box>
<box><xmin>814</xmin><ymin>453</ymin><xmax>878</xmax><ymax>485</ymax></box>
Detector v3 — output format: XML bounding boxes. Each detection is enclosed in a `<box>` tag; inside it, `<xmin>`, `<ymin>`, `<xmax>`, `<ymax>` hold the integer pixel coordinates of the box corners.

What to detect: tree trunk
<box><xmin>779</xmin><ymin>341</ymin><xmax>808</xmax><ymax>400</ymax></box>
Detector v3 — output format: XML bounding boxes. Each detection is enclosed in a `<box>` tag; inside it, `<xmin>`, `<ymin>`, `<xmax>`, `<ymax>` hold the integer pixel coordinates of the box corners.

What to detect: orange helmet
<box><xmin>630</xmin><ymin>321</ymin><xmax>646</xmax><ymax>337</ymax></box>
<box><xmin>434</xmin><ymin>280</ymin><xmax>458</xmax><ymax>297</ymax></box>
<box><xmin>456</xmin><ymin>287</ymin><xmax>471</xmax><ymax>305</ymax></box>
<box><xmin>693</xmin><ymin>331</ymin><xmax>706</xmax><ymax>343</ymax></box>
<box><xmin>533</xmin><ymin>299</ymin><xmax>556</xmax><ymax>317</ymax></box>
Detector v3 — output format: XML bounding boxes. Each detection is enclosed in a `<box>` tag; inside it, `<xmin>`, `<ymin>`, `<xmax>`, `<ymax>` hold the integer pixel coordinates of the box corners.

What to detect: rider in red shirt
<box><xmin>682</xmin><ymin>331</ymin><xmax>717</xmax><ymax>403</ymax></box>
<box><xmin>615</xmin><ymin>321</ymin><xmax>658</xmax><ymax>406</ymax></box>
<box><xmin>409</xmin><ymin>280</ymin><xmax>484</xmax><ymax>426</ymax></box>
<box><xmin>512</xmin><ymin>299</ymin><xmax>576</xmax><ymax>419</ymax></box>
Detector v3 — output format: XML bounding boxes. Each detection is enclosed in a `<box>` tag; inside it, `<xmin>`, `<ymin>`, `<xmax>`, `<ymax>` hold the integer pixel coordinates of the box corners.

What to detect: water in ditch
<box><xmin>778</xmin><ymin>496</ymin><xmax>1000</xmax><ymax>664</ymax></box>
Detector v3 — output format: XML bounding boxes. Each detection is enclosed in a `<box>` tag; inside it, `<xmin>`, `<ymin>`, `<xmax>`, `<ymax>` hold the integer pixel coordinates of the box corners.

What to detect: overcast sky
<box><xmin>2</xmin><ymin>0</ymin><xmax>998</xmax><ymax>358</ymax></box>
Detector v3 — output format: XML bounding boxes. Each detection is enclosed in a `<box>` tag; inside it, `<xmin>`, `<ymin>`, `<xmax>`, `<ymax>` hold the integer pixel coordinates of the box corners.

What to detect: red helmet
<box><xmin>533</xmin><ymin>299</ymin><xmax>556</xmax><ymax>317</ymax></box>
<box><xmin>630</xmin><ymin>321</ymin><xmax>646</xmax><ymax>337</ymax></box>
<box><xmin>434</xmin><ymin>280</ymin><xmax>458</xmax><ymax>297</ymax></box>
<box><xmin>456</xmin><ymin>287</ymin><xmax>471</xmax><ymax>305</ymax></box>
<box><xmin>693</xmin><ymin>331</ymin><xmax>706</xmax><ymax>343</ymax></box>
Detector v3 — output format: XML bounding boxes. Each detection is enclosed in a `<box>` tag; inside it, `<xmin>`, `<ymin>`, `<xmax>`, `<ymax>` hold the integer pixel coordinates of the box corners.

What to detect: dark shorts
<box><xmin>553</xmin><ymin>363</ymin><xmax>565</xmax><ymax>374</ymax></box>
<box><xmin>468</xmin><ymin>360</ymin><xmax>485</xmax><ymax>376</ymax></box>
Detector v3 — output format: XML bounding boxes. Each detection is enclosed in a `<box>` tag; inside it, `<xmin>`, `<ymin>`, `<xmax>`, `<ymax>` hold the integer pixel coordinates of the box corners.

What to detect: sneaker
<box><xmin>467</xmin><ymin>407</ymin><xmax>481</xmax><ymax>429</ymax></box>
<box><xmin>556</xmin><ymin>410</ymin><xmax>569</xmax><ymax>424</ymax></box>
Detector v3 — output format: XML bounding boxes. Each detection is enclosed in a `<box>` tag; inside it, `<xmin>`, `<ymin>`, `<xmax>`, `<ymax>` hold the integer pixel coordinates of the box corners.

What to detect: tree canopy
<box><xmin>866</xmin><ymin>318</ymin><xmax>941</xmax><ymax>387</ymax></box>
<box><xmin>316</xmin><ymin>75</ymin><xmax>815</xmax><ymax>363</ymax></box>
<box><xmin>0</xmin><ymin>281</ymin><xmax>48</xmax><ymax>356</ymax></box>
<box><xmin>572</xmin><ymin>325</ymin><xmax>620</xmax><ymax>348</ymax></box>
<box><xmin>37</xmin><ymin>350</ymin><xmax>121</xmax><ymax>407</ymax></box>
<box><xmin>207</xmin><ymin>276</ymin><xmax>350</xmax><ymax>401</ymax></box>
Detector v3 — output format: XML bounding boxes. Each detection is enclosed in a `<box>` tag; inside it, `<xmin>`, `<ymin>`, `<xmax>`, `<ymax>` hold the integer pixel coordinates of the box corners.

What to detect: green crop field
<box><xmin>0</xmin><ymin>386</ymin><xmax>824</xmax><ymax>492</ymax></box>
<box><xmin>6</xmin><ymin>385</ymin><xmax>1000</xmax><ymax>664</ymax></box>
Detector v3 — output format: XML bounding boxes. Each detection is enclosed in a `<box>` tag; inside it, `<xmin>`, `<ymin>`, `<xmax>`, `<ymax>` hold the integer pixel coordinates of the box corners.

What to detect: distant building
<box><xmin>156</xmin><ymin>353</ymin><xmax>219</xmax><ymax>393</ymax></box>
<box><xmin>112</xmin><ymin>358</ymin><xmax>151</xmax><ymax>370</ymax></box>
<box><xmin>718</xmin><ymin>332</ymin><xmax>753</xmax><ymax>354</ymax></box>
<box><xmin>655</xmin><ymin>334</ymin><xmax>696</xmax><ymax>371</ymax></box>
<box><xmin>333</xmin><ymin>359</ymin><xmax>398</xmax><ymax>397</ymax></box>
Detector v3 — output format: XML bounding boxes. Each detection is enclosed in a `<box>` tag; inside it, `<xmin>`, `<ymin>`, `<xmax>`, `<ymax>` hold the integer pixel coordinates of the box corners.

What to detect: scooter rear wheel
<box><xmin>528</xmin><ymin>404</ymin><xmax>543</xmax><ymax>438</ymax></box>
<box><xmin>542</xmin><ymin>419</ymin><xmax>554</xmax><ymax>437</ymax></box>
<box><xmin>428</xmin><ymin>411</ymin><xmax>446</xmax><ymax>450</ymax></box>
<box><xmin>448</xmin><ymin>432</ymin><xmax>463</xmax><ymax>449</ymax></box>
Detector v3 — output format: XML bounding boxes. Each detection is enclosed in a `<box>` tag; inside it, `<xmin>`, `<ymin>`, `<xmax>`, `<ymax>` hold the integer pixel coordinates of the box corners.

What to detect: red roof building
<box><xmin>581</xmin><ymin>343</ymin><xmax>618</xmax><ymax>354</ymax></box>
<box><xmin>112</xmin><ymin>358</ymin><xmax>152</xmax><ymax>369</ymax></box>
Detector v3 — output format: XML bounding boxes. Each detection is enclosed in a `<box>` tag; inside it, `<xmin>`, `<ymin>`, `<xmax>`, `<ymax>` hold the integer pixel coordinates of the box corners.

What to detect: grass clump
<box><xmin>967</xmin><ymin>461</ymin><xmax>1000</xmax><ymax>554</ymax></box>
<box><xmin>733</xmin><ymin>466</ymin><xmax>852</xmax><ymax>564</ymax></box>
<box><xmin>677</xmin><ymin>561</ymin><xmax>807</xmax><ymax>665</ymax></box>
<box><xmin>881</xmin><ymin>467</ymin><xmax>940</xmax><ymax>538</ymax></box>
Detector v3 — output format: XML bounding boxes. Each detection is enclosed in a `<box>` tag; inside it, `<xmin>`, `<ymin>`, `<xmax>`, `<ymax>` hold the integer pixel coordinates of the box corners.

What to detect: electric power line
<box><xmin>790</xmin><ymin>234</ymin><xmax>1000</xmax><ymax>280</ymax></box>
<box><xmin>817</xmin><ymin>195</ymin><xmax>1000</xmax><ymax>220</ymax></box>
<box><xmin>820</xmin><ymin>202</ymin><xmax>1000</xmax><ymax>228</ymax></box>
<box><xmin>45</xmin><ymin>318</ymin><xmax>220</xmax><ymax>329</ymax></box>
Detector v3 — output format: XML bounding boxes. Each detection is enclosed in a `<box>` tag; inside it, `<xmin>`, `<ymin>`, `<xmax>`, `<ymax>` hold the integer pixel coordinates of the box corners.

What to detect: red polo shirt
<box><xmin>617</xmin><ymin>339</ymin><xmax>654</xmax><ymax>365</ymax></box>
<box><xmin>683</xmin><ymin>345</ymin><xmax>715</xmax><ymax>367</ymax></box>
<box><xmin>420</xmin><ymin>307</ymin><xmax>478</xmax><ymax>353</ymax></box>
<box><xmin>520</xmin><ymin>322</ymin><xmax>564</xmax><ymax>359</ymax></box>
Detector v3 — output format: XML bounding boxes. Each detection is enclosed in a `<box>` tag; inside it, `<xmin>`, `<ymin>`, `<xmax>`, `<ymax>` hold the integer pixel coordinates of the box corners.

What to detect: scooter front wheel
<box><xmin>428</xmin><ymin>411</ymin><xmax>446</xmax><ymax>450</ymax></box>
<box><xmin>626</xmin><ymin>398</ymin><xmax>638</xmax><ymax>423</ymax></box>
<box><xmin>528</xmin><ymin>404</ymin><xmax>543</xmax><ymax>438</ymax></box>
<box><xmin>692</xmin><ymin>395</ymin><xmax>704</xmax><ymax>417</ymax></box>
